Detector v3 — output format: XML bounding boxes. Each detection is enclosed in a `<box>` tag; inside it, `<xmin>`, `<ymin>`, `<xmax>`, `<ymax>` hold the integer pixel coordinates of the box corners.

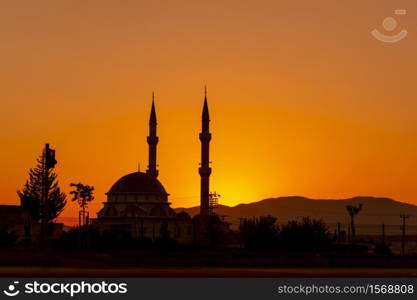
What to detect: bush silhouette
<box><xmin>239</xmin><ymin>216</ymin><xmax>333</xmax><ymax>252</ymax></box>
<box><xmin>0</xmin><ymin>227</ymin><xmax>18</xmax><ymax>247</ymax></box>
<box><xmin>239</xmin><ymin>215</ymin><xmax>279</xmax><ymax>250</ymax></box>
<box><xmin>279</xmin><ymin>217</ymin><xmax>332</xmax><ymax>251</ymax></box>
<box><xmin>374</xmin><ymin>243</ymin><xmax>392</xmax><ymax>255</ymax></box>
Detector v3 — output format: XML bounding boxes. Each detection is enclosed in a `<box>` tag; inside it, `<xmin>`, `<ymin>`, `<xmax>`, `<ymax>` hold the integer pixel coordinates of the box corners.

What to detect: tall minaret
<box><xmin>146</xmin><ymin>92</ymin><xmax>159</xmax><ymax>178</ymax></box>
<box><xmin>199</xmin><ymin>87</ymin><xmax>212</xmax><ymax>215</ymax></box>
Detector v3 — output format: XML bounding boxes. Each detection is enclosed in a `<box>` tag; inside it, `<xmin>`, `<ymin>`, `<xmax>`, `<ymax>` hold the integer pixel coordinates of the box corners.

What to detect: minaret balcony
<box><xmin>199</xmin><ymin>133</ymin><xmax>211</xmax><ymax>141</ymax></box>
<box><xmin>147</xmin><ymin>136</ymin><xmax>159</xmax><ymax>144</ymax></box>
<box><xmin>199</xmin><ymin>167</ymin><xmax>212</xmax><ymax>176</ymax></box>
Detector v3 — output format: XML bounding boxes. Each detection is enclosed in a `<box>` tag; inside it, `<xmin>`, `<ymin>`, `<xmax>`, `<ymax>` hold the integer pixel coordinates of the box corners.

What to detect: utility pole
<box><xmin>400</xmin><ymin>214</ymin><xmax>410</xmax><ymax>256</ymax></box>
<box><xmin>381</xmin><ymin>223</ymin><xmax>385</xmax><ymax>245</ymax></box>
<box><xmin>239</xmin><ymin>217</ymin><xmax>244</xmax><ymax>249</ymax></box>
<box><xmin>337</xmin><ymin>222</ymin><xmax>341</xmax><ymax>243</ymax></box>
<box><xmin>347</xmin><ymin>226</ymin><xmax>351</xmax><ymax>244</ymax></box>
<box><xmin>41</xmin><ymin>143</ymin><xmax>57</xmax><ymax>249</ymax></box>
<box><xmin>41</xmin><ymin>145</ymin><xmax>48</xmax><ymax>249</ymax></box>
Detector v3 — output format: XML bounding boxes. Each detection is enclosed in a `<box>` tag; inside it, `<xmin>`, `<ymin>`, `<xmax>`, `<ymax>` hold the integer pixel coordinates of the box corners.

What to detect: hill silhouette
<box><xmin>175</xmin><ymin>196</ymin><xmax>417</xmax><ymax>230</ymax></box>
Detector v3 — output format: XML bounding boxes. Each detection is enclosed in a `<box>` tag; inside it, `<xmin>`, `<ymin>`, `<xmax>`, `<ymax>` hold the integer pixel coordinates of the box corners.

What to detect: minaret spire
<box><xmin>150</xmin><ymin>92</ymin><xmax>157</xmax><ymax>123</ymax></box>
<box><xmin>202</xmin><ymin>86</ymin><xmax>209</xmax><ymax>125</ymax></box>
<box><xmin>199</xmin><ymin>87</ymin><xmax>212</xmax><ymax>215</ymax></box>
<box><xmin>146</xmin><ymin>92</ymin><xmax>159</xmax><ymax>178</ymax></box>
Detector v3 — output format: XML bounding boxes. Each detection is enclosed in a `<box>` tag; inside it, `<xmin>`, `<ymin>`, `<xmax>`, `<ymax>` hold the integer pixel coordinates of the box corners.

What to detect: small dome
<box><xmin>107</xmin><ymin>172</ymin><xmax>168</xmax><ymax>195</ymax></box>
<box><xmin>176</xmin><ymin>211</ymin><xmax>191</xmax><ymax>220</ymax></box>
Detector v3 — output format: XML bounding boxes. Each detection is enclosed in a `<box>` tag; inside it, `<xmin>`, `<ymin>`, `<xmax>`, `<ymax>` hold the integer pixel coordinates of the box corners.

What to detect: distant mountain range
<box><xmin>174</xmin><ymin>196</ymin><xmax>417</xmax><ymax>228</ymax></box>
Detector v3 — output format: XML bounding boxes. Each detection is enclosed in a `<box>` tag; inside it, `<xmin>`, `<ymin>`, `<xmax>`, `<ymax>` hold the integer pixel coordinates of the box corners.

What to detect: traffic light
<box><xmin>45</xmin><ymin>144</ymin><xmax>57</xmax><ymax>169</ymax></box>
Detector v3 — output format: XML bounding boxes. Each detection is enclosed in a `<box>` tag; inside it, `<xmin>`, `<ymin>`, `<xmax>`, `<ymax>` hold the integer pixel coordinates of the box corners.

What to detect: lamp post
<box><xmin>400</xmin><ymin>214</ymin><xmax>410</xmax><ymax>256</ymax></box>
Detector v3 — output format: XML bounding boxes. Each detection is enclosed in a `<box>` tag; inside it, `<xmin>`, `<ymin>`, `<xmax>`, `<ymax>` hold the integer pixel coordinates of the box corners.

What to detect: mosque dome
<box><xmin>107</xmin><ymin>172</ymin><xmax>168</xmax><ymax>195</ymax></box>
<box><xmin>176</xmin><ymin>211</ymin><xmax>191</xmax><ymax>220</ymax></box>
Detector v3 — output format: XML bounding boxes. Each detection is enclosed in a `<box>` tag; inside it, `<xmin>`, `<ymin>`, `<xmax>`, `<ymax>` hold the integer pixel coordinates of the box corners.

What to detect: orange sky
<box><xmin>1</xmin><ymin>1</ymin><xmax>416</xmax><ymax>223</ymax></box>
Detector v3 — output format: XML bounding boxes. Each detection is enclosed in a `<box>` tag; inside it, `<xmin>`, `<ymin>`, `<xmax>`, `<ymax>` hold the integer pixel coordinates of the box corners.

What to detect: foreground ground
<box><xmin>1</xmin><ymin>266</ymin><xmax>417</xmax><ymax>277</ymax></box>
<box><xmin>1</xmin><ymin>248</ymin><xmax>417</xmax><ymax>277</ymax></box>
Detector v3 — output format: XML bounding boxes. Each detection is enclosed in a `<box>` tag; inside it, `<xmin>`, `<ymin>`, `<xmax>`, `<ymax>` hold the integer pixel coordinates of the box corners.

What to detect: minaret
<box><xmin>146</xmin><ymin>92</ymin><xmax>159</xmax><ymax>178</ymax></box>
<box><xmin>199</xmin><ymin>87</ymin><xmax>212</xmax><ymax>215</ymax></box>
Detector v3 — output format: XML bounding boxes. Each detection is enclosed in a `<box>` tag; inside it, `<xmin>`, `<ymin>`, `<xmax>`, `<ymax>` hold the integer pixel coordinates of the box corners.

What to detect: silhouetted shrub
<box><xmin>208</xmin><ymin>214</ymin><xmax>231</xmax><ymax>248</ymax></box>
<box><xmin>239</xmin><ymin>216</ymin><xmax>333</xmax><ymax>252</ymax></box>
<box><xmin>153</xmin><ymin>236</ymin><xmax>177</xmax><ymax>250</ymax></box>
<box><xmin>150</xmin><ymin>223</ymin><xmax>177</xmax><ymax>250</ymax></box>
<box><xmin>279</xmin><ymin>218</ymin><xmax>333</xmax><ymax>251</ymax></box>
<box><xmin>0</xmin><ymin>227</ymin><xmax>18</xmax><ymax>247</ymax></box>
<box><xmin>239</xmin><ymin>215</ymin><xmax>279</xmax><ymax>250</ymax></box>
<box><xmin>57</xmin><ymin>227</ymin><xmax>178</xmax><ymax>250</ymax></box>
<box><xmin>374</xmin><ymin>243</ymin><xmax>392</xmax><ymax>255</ymax></box>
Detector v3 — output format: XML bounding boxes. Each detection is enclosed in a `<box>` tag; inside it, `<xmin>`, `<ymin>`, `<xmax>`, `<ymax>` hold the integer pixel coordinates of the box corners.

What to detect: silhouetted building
<box><xmin>92</xmin><ymin>91</ymin><xmax>226</xmax><ymax>246</ymax></box>
<box><xmin>0</xmin><ymin>205</ymin><xmax>63</xmax><ymax>242</ymax></box>
<box><xmin>92</xmin><ymin>95</ymin><xmax>193</xmax><ymax>244</ymax></box>
<box><xmin>0</xmin><ymin>205</ymin><xmax>31</xmax><ymax>241</ymax></box>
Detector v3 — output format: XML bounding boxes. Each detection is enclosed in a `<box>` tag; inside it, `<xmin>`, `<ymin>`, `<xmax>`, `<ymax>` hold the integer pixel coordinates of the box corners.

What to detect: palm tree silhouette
<box><xmin>70</xmin><ymin>183</ymin><xmax>94</xmax><ymax>226</ymax></box>
<box><xmin>346</xmin><ymin>203</ymin><xmax>363</xmax><ymax>241</ymax></box>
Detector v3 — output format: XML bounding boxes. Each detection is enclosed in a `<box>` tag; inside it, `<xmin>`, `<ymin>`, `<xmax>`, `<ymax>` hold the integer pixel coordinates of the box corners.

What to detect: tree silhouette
<box><xmin>239</xmin><ymin>216</ymin><xmax>333</xmax><ymax>251</ymax></box>
<box><xmin>17</xmin><ymin>152</ymin><xmax>66</xmax><ymax>222</ymax></box>
<box><xmin>239</xmin><ymin>215</ymin><xmax>279</xmax><ymax>250</ymax></box>
<box><xmin>280</xmin><ymin>217</ymin><xmax>332</xmax><ymax>251</ymax></box>
<box><xmin>346</xmin><ymin>203</ymin><xmax>363</xmax><ymax>241</ymax></box>
<box><xmin>69</xmin><ymin>183</ymin><xmax>94</xmax><ymax>226</ymax></box>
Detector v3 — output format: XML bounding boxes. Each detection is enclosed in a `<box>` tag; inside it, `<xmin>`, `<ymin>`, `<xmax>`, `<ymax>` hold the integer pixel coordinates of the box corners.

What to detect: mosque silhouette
<box><xmin>92</xmin><ymin>90</ymin><xmax>218</xmax><ymax>245</ymax></box>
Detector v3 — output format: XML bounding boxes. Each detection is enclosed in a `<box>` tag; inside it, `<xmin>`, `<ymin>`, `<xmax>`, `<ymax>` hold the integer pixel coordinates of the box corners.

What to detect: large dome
<box><xmin>107</xmin><ymin>172</ymin><xmax>168</xmax><ymax>195</ymax></box>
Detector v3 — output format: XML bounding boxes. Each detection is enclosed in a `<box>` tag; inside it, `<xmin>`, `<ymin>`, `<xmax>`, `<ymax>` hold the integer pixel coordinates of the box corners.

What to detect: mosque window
<box><xmin>150</xmin><ymin>206</ymin><xmax>167</xmax><ymax>217</ymax></box>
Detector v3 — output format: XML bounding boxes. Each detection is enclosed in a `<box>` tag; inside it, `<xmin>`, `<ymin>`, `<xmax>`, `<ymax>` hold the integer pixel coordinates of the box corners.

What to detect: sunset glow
<box><xmin>1</xmin><ymin>1</ymin><xmax>416</xmax><ymax>224</ymax></box>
